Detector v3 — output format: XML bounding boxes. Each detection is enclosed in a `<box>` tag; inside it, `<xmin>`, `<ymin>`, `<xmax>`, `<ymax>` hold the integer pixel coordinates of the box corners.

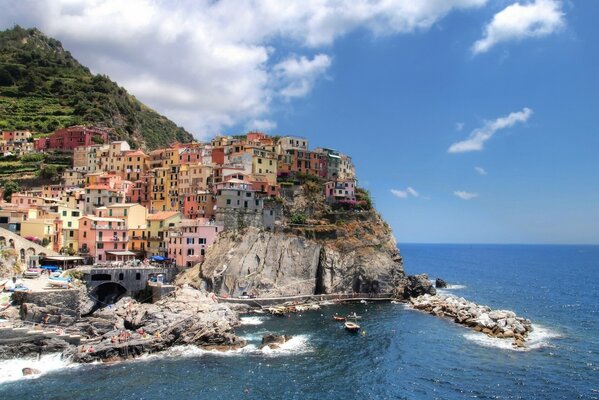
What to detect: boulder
<box><xmin>396</xmin><ymin>274</ymin><xmax>436</xmax><ymax>299</ymax></box>
<box><xmin>435</xmin><ymin>278</ymin><xmax>447</xmax><ymax>288</ymax></box>
<box><xmin>261</xmin><ymin>333</ymin><xmax>292</xmax><ymax>350</ymax></box>
<box><xmin>22</xmin><ymin>367</ymin><xmax>41</xmax><ymax>376</ymax></box>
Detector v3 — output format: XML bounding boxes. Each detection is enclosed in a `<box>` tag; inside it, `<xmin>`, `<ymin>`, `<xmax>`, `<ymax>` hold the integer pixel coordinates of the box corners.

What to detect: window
<box><xmin>83</xmin><ymin>231</ymin><xmax>87</xmax><ymax>238</ymax></box>
<box><xmin>62</xmin><ymin>211</ymin><xmax>67</xmax><ymax>216</ymax></box>
<box><xmin>226</xmin><ymin>199</ymin><xmax>231</xmax><ymax>205</ymax></box>
<box><xmin>136</xmin><ymin>273</ymin><xmax>141</xmax><ymax>280</ymax></box>
<box><xmin>69</xmin><ymin>230</ymin><xmax>74</xmax><ymax>237</ymax></box>
<box><xmin>97</xmin><ymin>243</ymin><xmax>103</xmax><ymax>249</ymax></box>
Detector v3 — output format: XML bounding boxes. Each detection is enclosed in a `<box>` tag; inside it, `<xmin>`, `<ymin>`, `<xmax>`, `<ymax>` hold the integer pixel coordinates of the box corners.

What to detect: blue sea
<box><xmin>1</xmin><ymin>244</ymin><xmax>598</xmax><ymax>399</ymax></box>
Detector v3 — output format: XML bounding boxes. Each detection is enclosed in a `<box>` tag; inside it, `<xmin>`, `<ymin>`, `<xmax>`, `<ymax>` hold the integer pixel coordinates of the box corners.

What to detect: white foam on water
<box><xmin>463</xmin><ymin>324</ymin><xmax>562</xmax><ymax>352</ymax></box>
<box><xmin>259</xmin><ymin>334</ymin><xmax>312</xmax><ymax>357</ymax></box>
<box><xmin>239</xmin><ymin>316</ymin><xmax>266</xmax><ymax>326</ymax></box>
<box><xmin>445</xmin><ymin>284</ymin><xmax>467</xmax><ymax>290</ymax></box>
<box><xmin>0</xmin><ymin>353</ymin><xmax>77</xmax><ymax>384</ymax></box>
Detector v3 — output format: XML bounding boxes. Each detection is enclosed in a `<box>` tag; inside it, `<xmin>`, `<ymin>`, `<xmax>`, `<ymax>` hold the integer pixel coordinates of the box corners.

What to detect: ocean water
<box><xmin>1</xmin><ymin>244</ymin><xmax>598</xmax><ymax>399</ymax></box>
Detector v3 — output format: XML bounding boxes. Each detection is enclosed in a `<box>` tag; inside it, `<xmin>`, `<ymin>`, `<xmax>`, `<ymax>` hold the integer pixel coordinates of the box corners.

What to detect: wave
<box><xmin>239</xmin><ymin>316</ymin><xmax>266</xmax><ymax>326</ymax></box>
<box><xmin>463</xmin><ymin>324</ymin><xmax>561</xmax><ymax>352</ymax></box>
<box><xmin>0</xmin><ymin>353</ymin><xmax>78</xmax><ymax>384</ymax></box>
<box><xmin>259</xmin><ymin>334</ymin><xmax>312</xmax><ymax>356</ymax></box>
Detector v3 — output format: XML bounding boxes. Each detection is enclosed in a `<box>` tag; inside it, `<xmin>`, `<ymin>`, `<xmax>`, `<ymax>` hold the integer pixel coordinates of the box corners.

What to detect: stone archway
<box><xmin>84</xmin><ymin>282</ymin><xmax>128</xmax><ymax>315</ymax></box>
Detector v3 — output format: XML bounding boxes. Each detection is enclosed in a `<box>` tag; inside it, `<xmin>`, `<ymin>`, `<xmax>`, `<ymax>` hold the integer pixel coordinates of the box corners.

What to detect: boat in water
<box><xmin>332</xmin><ymin>314</ymin><xmax>346</xmax><ymax>322</ymax></box>
<box><xmin>344</xmin><ymin>321</ymin><xmax>361</xmax><ymax>332</ymax></box>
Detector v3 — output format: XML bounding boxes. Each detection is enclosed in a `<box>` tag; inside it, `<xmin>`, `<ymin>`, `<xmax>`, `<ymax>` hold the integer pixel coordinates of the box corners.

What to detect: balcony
<box><xmin>91</xmin><ymin>225</ymin><xmax>127</xmax><ymax>230</ymax></box>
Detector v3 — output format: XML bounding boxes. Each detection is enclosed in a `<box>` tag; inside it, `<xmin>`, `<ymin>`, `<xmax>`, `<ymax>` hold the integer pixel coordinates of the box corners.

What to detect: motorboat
<box><xmin>47</xmin><ymin>276</ymin><xmax>72</xmax><ymax>288</ymax></box>
<box><xmin>332</xmin><ymin>314</ymin><xmax>346</xmax><ymax>322</ymax></box>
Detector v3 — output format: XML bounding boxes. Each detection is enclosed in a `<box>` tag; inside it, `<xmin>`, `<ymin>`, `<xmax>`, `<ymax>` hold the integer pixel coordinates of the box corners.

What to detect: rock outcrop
<box><xmin>395</xmin><ymin>274</ymin><xmax>436</xmax><ymax>299</ymax></box>
<box><xmin>409</xmin><ymin>294</ymin><xmax>533</xmax><ymax>347</ymax></box>
<box><xmin>435</xmin><ymin>278</ymin><xmax>447</xmax><ymax>288</ymax></box>
<box><xmin>177</xmin><ymin>210</ymin><xmax>404</xmax><ymax>297</ymax></box>
<box><xmin>260</xmin><ymin>333</ymin><xmax>292</xmax><ymax>350</ymax></box>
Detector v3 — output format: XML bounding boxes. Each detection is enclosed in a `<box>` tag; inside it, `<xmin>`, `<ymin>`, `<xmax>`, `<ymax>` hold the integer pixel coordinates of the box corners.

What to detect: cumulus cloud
<box><xmin>472</xmin><ymin>0</ymin><xmax>565</xmax><ymax>55</ymax></box>
<box><xmin>448</xmin><ymin>107</ymin><xmax>533</xmax><ymax>153</ymax></box>
<box><xmin>0</xmin><ymin>0</ymin><xmax>488</xmax><ymax>137</ymax></box>
<box><xmin>391</xmin><ymin>187</ymin><xmax>420</xmax><ymax>199</ymax></box>
<box><xmin>474</xmin><ymin>166</ymin><xmax>487</xmax><ymax>175</ymax></box>
<box><xmin>274</xmin><ymin>54</ymin><xmax>332</xmax><ymax>99</ymax></box>
<box><xmin>454</xmin><ymin>191</ymin><xmax>479</xmax><ymax>200</ymax></box>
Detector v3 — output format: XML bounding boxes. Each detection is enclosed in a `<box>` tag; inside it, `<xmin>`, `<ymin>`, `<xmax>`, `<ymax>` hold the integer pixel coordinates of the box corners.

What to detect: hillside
<box><xmin>0</xmin><ymin>26</ymin><xmax>193</xmax><ymax>149</ymax></box>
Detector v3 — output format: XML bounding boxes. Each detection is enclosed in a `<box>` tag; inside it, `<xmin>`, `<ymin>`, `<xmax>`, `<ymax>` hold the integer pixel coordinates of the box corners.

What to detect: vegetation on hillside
<box><xmin>0</xmin><ymin>26</ymin><xmax>193</xmax><ymax>149</ymax></box>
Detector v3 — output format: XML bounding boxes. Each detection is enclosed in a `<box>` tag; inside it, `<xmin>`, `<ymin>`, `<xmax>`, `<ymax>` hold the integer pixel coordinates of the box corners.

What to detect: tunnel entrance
<box><xmin>83</xmin><ymin>282</ymin><xmax>128</xmax><ymax>316</ymax></box>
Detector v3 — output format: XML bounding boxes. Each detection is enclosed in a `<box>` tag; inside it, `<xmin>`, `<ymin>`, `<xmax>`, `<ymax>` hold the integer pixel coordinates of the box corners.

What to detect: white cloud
<box><xmin>246</xmin><ymin>119</ymin><xmax>277</xmax><ymax>132</ymax></box>
<box><xmin>391</xmin><ymin>186</ymin><xmax>420</xmax><ymax>199</ymax></box>
<box><xmin>448</xmin><ymin>107</ymin><xmax>533</xmax><ymax>153</ymax></box>
<box><xmin>472</xmin><ymin>0</ymin><xmax>565</xmax><ymax>55</ymax></box>
<box><xmin>474</xmin><ymin>166</ymin><xmax>487</xmax><ymax>175</ymax></box>
<box><xmin>274</xmin><ymin>54</ymin><xmax>332</xmax><ymax>99</ymax></box>
<box><xmin>0</xmin><ymin>0</ymin><xmax>488</xmax><ymax>138</ymax></box>
<box><xmin>454</xmin><ymin>191</ymin><xmax>479</xmax><ymax>200</ymax></box>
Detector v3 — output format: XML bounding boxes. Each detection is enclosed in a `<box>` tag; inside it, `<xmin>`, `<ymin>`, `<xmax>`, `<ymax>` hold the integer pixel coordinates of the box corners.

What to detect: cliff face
<box><xmin>177</xmin><ymin>210</ymin><xmax>404</xmax><ymax>297</ymax></box>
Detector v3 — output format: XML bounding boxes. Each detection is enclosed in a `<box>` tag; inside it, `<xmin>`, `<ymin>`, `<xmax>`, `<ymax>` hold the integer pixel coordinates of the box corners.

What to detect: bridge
<box><xmin>78</xmin><ymin>266</ymin><xmax>176</xmax><ymax>313</ymax></box>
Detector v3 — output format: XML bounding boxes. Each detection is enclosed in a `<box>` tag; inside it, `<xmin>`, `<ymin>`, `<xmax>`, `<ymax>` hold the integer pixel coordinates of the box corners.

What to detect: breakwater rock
<box><xmin>409</xmin><ymin>294</ymin><xmax>533</xmax><ymax>348</ymax></box>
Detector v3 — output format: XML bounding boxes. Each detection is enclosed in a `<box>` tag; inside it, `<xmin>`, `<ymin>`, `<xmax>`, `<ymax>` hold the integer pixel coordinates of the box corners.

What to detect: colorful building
<box><xmin>166</xmin><ymin>218</ymin><xmax>222</xmax><ymax>268</ymax></box>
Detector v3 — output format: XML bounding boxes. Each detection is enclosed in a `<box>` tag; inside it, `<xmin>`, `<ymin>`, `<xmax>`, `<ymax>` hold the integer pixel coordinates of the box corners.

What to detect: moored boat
<box><xmin>332</xmin><ymin>314</ymin><xmax>346</xmax><ymax>322</ymax></box>
<box><xmin>47</xmin><ymin>276</ymin><xmax>72</xmax><ymax>288</ymax></box>
<box><xmin>344</xmin><ymin>321</ymin><xmax>360</xmax><ymax>332</ymax></box>
<box><xmin>23</xmin><ymin>268</ymin><xmax>42</xmax><ymax>278</ymax></box>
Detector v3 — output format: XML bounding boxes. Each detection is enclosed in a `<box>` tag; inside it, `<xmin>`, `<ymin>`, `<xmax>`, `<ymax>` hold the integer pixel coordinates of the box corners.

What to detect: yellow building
<box><xmin>145</xmin><ymin>211</ymin><xmax>181</xmax><ymax>257</ymax></box>
<box><xmin>20</xmin><ymin>218</ymin><xmax>60</xmax><ymax>251</ymax></box>
<box><xmin>150</xmin><ymin>167</ymin><xmax>168</xmax><ymax>212</ymax></box>
<box><xmin>105</xmin><ymin>203</ymin><xmax>147</xmax><ymax>256</ymax></box>
<box><xmin>247</xmin><ymin>145</ymin><xmax>278</xmax><ymax>186</ymax></box>
<box><xmin>55</xmin><ymin>206</ymin><xmax>82</xmax><ymax>253</ymax></box>
<box><xmin>124</xmin><ymin>149</ymin><xmax>148</xmax><ymax>182</ymax></box>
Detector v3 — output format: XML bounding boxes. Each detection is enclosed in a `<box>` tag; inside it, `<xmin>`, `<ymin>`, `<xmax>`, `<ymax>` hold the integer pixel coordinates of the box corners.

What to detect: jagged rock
<box><xmin>395</xmin><ymin>274</ymin><xmax>436</xmax><ymax>299</ymax></box>
<box><xmin>435</xmin><ymin>278</ymin><xmax>447</xmax><ymax>288</ymax></box>
<box><xmin>261</xmin><ymin>333</ymin><xmax>292</xmax><ymax>350</ymax></box>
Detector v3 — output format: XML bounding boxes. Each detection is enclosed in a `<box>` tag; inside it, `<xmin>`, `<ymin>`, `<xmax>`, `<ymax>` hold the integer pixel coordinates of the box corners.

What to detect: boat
<box><xmin>344</xmin><ymin>321</ymin><xmax>361</xmax><ymax>332</ymax></box>
<box><xmin>346</xmin><ymin>312</ymin><xmax>362</xmax><ymax>320</ymax></box>
<box><xmin>47</xmin><ymin>276</ymin><xmax>72</xmax><ymax>288</ymax></box>
<box><xmin>332</xmin><ymin>314</ymin><xmax>346</xmax><ymax>322</ymax></box>
<box><xmin>23</xmin><ymin>268</ymin><xmax>42</xmax><ymax>278</ymax></box>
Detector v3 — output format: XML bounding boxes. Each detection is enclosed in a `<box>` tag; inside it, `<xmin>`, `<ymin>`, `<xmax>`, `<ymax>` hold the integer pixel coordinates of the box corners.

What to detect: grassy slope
<box><xmin>0</xmin><ymin>26</ymin><xmax>193</xmax><ymax>149</ymax></box>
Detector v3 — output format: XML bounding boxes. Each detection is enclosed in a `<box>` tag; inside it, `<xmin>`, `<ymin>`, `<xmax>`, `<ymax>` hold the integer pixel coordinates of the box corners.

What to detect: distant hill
<box><xmin>0</xmin><ymin>26</ymin><xmax>194</xmax><ymax>149</ymax></box>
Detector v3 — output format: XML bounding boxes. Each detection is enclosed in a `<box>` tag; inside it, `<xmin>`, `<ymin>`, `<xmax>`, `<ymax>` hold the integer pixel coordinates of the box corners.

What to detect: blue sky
<box><xmin>2</xmin><ymin>0</ymin><xmax>597</xmax><ymax>244</ymax></box>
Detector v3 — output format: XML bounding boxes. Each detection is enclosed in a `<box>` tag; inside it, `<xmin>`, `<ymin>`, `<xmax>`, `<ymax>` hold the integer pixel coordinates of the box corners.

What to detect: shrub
<box><xmin>290</xmin><ymin>213</ymin><xmax>307</xmax><ymax>225</ymax></box>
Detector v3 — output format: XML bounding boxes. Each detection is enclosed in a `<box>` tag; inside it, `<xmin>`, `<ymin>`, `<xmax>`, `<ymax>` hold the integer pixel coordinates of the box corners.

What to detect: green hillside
<box><xmin>0</xmin><ymin>26</ymin><xmax>193</xmax><ymax>149</ymax></box>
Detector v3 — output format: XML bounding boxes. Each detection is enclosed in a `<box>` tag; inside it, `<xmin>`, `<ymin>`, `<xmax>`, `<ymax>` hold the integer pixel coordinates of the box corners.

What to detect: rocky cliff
<box><xmin>177</xmin><ymin>210</ymin><xmax>404</xmax><ymax>297</ymax></box>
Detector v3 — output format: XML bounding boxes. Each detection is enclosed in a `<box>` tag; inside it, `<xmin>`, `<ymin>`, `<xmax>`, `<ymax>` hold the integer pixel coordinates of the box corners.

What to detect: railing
<box><xmin>91</xmin><ymin>225</ymin><xmax>127</xmax><ymax>230</ymax></box>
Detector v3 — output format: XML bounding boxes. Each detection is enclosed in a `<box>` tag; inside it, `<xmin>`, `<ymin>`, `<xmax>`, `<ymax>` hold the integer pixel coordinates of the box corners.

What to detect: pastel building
<box><xmin>35</xmin><ymin>126</ymin><xmax>109</xmax><ymax>152</ymax></box>
<box><xmin>324</xmin><ymin>179</ymin><xmax>357</xmax><ymax>204</ymax></box>
<box><xmin>145</xmin><ymin>211</ymin><xmax>182</xmax><ymax>258</ymax></box>
<box><xmin>166</xmin><ymin>218</ymin><xmax>222</xmax><ymax>269</ymax></box>
<box><xmin>78</xmin><ymin>215</ymin><xmax>129</xmax><ymax>263</ymax></box>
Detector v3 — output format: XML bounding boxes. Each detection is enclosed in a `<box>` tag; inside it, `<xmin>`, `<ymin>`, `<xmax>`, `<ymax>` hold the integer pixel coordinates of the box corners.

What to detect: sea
<box><xmin>1</xmin><ymin>244</ymin><xmax>598</xmax><ymax>399</ymax></box>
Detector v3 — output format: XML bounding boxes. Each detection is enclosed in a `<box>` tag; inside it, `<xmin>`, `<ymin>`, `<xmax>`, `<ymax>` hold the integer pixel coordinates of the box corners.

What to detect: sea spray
<box><xmin>0</xmin><ymin>353</ymin><xmax>77</xmax><ymax>384</ymax></box>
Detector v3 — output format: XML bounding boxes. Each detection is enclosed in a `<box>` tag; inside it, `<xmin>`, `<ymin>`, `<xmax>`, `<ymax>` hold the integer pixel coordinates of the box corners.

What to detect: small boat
<box><xmin>23</xmin><ymin>268</ymin><xmax>42</xmax><ymax>278</ymax></box>
<box><xmin>346</xmin><ymin>312</ymin><xmax>362</xmax><ymax>320</ymax></box>
<box><xmin>344</xmin><ymin>321</ymin><xmax>361</xmax><ymax>332</ymax></box>
<box><xmin>332</xmin><ymin>314</ymin><xmax>346</xmax><ymax>322</ymax></box>
<box><xmin>48</xmin><ymin>276</ymin><xmax>72</xmax><ymax>288</ymax></box>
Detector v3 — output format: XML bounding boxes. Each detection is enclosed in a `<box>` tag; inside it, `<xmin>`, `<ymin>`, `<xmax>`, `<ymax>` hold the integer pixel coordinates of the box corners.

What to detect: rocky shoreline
<box><xmin>409</xmin><ymin>293</ymin><xmax>533</xmax><ymax>348</ymax></box>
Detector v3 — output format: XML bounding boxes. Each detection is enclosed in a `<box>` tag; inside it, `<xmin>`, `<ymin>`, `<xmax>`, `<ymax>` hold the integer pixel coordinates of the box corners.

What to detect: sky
<box><xmin>1</xmin><ymin>0</ymin><xmax>598</xmax><ymax>244</ymax></box>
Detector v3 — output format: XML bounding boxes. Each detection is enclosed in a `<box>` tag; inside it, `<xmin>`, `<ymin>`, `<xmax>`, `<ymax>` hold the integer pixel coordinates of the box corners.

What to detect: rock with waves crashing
<box><xmin>22</xmin><ymin>367</ymin><xmax>41</xmax><ymax>376</ymax></box>
<box><xmin>261</xmin><ymin>333</ymin><xmax>292</xmax><ymax>350</ymax></box>
<box><xmin>394</xmin><ymin>274</ymin><xmax>437</xmax><ymax>299</ymax></box>
<box><xmin>176</xmin><ymin>210</ymin><xmax>404</xmax><ymax>297</ymax></box>
<box><xmin>435</xmin><ymin>278</ymin><xmax>448</xmax><ymax>288</ymax></box>
<box><xmin>67</xmin><ymin>286</ymin><xmax>245</xmax><ymax>363</ymax></box>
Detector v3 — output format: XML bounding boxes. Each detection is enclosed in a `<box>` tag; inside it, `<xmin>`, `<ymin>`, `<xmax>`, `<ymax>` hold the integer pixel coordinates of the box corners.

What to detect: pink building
<box><xmin>166</xmin><ymin>218</ymin><xmax>222</xmax><ymax>269</ymax></box>
<box><xmin>78</xmin><ymin>215</ymin><xmax>129</xmax><ymax>263</ymax></box>
<box><xmin>324</xmin><ymin>179</ymin><xmax>356</xmax><ymax>204</ymax></box>
<box><xmin>35</xmin><ymin>126</ymin><xmax>110</xmax><ymax>152</ymax></box>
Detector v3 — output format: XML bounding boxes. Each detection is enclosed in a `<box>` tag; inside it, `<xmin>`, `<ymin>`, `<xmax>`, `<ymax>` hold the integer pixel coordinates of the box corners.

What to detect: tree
<box><xmin>2</xmin><ymin>180</ymin><xmax>20</xmax><ymax>202</ymax></box>
<box><xmin>39</xmin><ymin>165</ymin><xmax>62</xmax><ymax>182</ymax></box>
